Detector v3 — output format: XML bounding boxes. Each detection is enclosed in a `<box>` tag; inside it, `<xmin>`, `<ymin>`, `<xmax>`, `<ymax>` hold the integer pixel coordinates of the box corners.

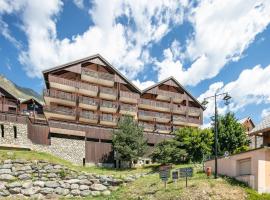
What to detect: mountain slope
<box><xmin>0</xmin><ymin>74</ymin><xmax>43</xmax><ymax>103</ymax></box>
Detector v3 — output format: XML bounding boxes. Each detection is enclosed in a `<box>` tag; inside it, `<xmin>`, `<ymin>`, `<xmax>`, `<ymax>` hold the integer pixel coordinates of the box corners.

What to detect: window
<box><xmin>1</xmin><ymin>124</ymin><xmax>4</xmax><ymax>137</ymax></box>
<box><xmin>238</xmin><ymin>158</ymin><xmax>251</xmax><ymax>176</ymax></box>
<box><xmin>13</xmin><ymin>126</ymin><xmax>17</xmax><ymax>139</ymax></box>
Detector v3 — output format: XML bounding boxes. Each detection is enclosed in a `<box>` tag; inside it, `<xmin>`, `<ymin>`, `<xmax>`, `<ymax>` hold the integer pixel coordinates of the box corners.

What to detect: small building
<box><xmin>205</xmin><ymin>115</ymin><xmax>270</xmax><ymax>193</ymax></box>
<box><xmin>238</xmin><ymin>117</ymin><xmax>262</xmax><ymax>149</ymax></box>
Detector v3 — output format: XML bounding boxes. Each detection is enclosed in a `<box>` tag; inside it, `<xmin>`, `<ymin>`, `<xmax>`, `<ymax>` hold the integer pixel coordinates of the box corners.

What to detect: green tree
<box><xmin>151</xmin><ymin>139</ymin><xmax>187</xmax><ymax>164</ymax></box>
<box><xmin>213</xmin><ymin>112</ymin><xmax>250</xmax><ymax>155</ymax></box>
<box><xmin>174</xmin><ymin>127</ymin><xmax>213</xmax><ymax>162</ymax></box>
<box><xmin>112</xmin><ymin>116</ymin><xmax>147</xmax><ymax>164</ymax></box>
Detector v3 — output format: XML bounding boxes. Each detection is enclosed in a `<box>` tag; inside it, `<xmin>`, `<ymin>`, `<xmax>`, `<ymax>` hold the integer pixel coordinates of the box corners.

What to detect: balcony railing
<box><xmin>172</xmin><ymin>104</ymin><xmax>186</xmax><ymax>113</ymax></box>
<box><xmin>100</xmin><ymin>100</ymin><xmax>118</xmax><ymax>109</ymax></box>
<box><xmin>82</xmin><ymin>68</ymin><xmax>115</xmax><ymax>81</ymax></box>
<box><xmin>188</xmin><ymin>117</ymin><xmax>201</xmax><ymax>124</ymax></box>
<box><xmin>100</xmin><ymin>114</ymin><xmax>118</xmax><ymax>123</ymax></box>
<box><xmin>188</xmin><ymin>107</ymin><xmax>201</xmax><ymax>116</ymax></box>
<box><xmin>48</xmin><ymin>75</ymin><xmax>98</xmax><ymax>92</ymax></box>
<box><xmin>156</xmin><ymin>124</ymin><xmax>171</xmax><ymax>132</ymax></box>
<box><xmin>139</xmin><ymin>122</ymin><xmax>155</xmax><ymax>131</ymax></box>
<box><xmin>120</xmin><ymin>91</ymin><xmax>139</xmax><ymax>99</ymax></box>
<box><xmin>79</xmin><ymin>96</ymin><xmax>98</xmax><ymax>106</ymax></box>
<box><xmin>139</xmin><ymin>99</ymin><xmax>171</xmax><ymax>110</ymax></box>
<box><xmin>138</xmin><ymin>110</ymin><xmax>171</xmax><ymax>120</ymax></box>
<box><xmin>100</xmin><ymin>86</ymin><xmax>117</xmax><ymax>96</ymax></box>
<box><xmin>44</xmin><ymin>106</ymin><xmax>76</xmax><ymax>116</ymax></box>
<box><xmin>80</xmin><ymin>111</ymin><xmax>98</xmax><ymax>120</ymax></box>
<box><xmin>158</xmin><ymin>89</ymin><xmax>183</xmax><ymax>100</ymax></box>
<box><xmin>49</xmin><ymin>120</ymin><xmax>86</xmax><ymax>131</ymax></box>
<box><xmin>173</xmin><ymin>115</ymin><xmax>186</xmax><ymax>122</ymax></box>
<box><xmin>44</xmin><ymin>89</ymin><xmax>76</xmax><ymax>102</ymax></box>
<box><xmin>120</xmin><ymin>103</ymin><xmax>137</xmax><ymax>112</ymax></box>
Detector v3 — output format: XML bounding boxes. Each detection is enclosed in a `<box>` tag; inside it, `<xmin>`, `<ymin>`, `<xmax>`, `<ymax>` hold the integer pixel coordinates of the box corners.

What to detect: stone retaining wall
<box><xmin>0</xmin><ymin>159</ymin><xmax>141</xmax><ymax>199</ymax></box>
<box><xmin>0</xmin><ymin>121</ymin><xmax>85</xmax><ymax>165</ymax></box>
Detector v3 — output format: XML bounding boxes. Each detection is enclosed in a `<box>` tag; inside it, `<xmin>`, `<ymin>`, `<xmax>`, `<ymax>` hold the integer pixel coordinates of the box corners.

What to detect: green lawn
<box><xmin>1</xmin><ymin>149</ymin><xmax>270</xmax><ymax>199</ymax></box>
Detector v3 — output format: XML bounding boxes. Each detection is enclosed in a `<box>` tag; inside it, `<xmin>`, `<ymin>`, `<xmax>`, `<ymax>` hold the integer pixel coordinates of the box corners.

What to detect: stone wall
<box><xmin>0</xmin><ymin>121</ymin><xmax>85</xmax><ymax>165</ymax></box>
<box><xmin>0</xmin><ymin>159</ymin><xmax>129</xmax><ymax>199</ymax></box>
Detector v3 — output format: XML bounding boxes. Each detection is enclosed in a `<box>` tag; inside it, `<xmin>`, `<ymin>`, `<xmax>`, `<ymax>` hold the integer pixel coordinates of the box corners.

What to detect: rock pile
<box><xmin>0</xmin><ymin>159</ymin><xmax>143</xmax><ymax>199</ymax></box>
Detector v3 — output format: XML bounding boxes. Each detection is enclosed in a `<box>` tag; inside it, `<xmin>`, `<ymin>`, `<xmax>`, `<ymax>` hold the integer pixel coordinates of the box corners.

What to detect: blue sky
<box><xmin>0</xmin><ymin>0</ymin><xmax>270</xmax><ymax>126</ymax></box>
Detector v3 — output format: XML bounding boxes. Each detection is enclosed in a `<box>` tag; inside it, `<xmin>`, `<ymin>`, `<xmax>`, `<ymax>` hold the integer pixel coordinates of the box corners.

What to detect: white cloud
<box><xmin>0</xmin><ymin>0</ymin><xmax>186</xmax><ymax>80</ymax></box>
<box><xmin>155</xmin><ymin>0</ymin><xmax>270</xmax><ymax>86</ymax></box>
<box><xmin>132</xmin><ymin>79</ymin><xmax>155</xmax><ymax>90</ymax></box>
<box><xmin>200</xmin><ymin>64</ymin><xmax>270</xmax><ymax>121</ymax></box>
<box><xmin>262</xmin><ymin>108</ymin><xmax>270</xmax><ymax>118</ymax></box>
<box><xmin>73</xmin><ymin>0</ymin><xmax>84</xmax><ymax>9</ymax></box>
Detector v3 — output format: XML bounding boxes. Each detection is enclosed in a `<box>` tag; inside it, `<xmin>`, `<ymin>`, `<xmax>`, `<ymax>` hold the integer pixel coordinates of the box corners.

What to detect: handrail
<box><xmin>120</xmin><ymin>103</ymin><xmax>136</xmax><ymax>112</ymax></box>
<box><xmin>44</xmin><ymin>89</ymin><xmax>76</xmax><ymax>102</ymax></box>
<box><xmin>120</xmin><ymin>90</ymin><xmax>139</xmax><ymax>99</ymax></box>
<box><xmin>156</xmin><ymin>124</ymin><xmax>171</xmax><ymax>131</ymax></box>
<box><xmin>100</xmin><ymin>100</ymin><xmax>118</xmax><ymax>109</ymax></box>
<box><xmin>173</xmin><ymin>115</ymin><xmax>186</xmax><ymax>121</ymax></box>
<box><xmin>138</xmin><ymin>110</ymin><xmax>170</xmax><ymax>119</ymax></box>
<box><xmin>79</xmin><ymin>96</ymin><xmax>98</xmax><ymax>106</ymax></box>
<box><xmin>82</xmin><ymin>68</ymin><xmax>115</xmax><ymax>81</ymax></box>
<box><xmin>100</xmin><ymin>86</ymin><xmax>116</xmax><ymax>95</ymax></box>
<box><xmin>43</xmin><ymin>106</ymin><xmax>76</xmax><ymax>116</ymax></box>
<box><xmin>158</xmin><ymin>89</ymin><xmax>183</xmax><ymax>99</ymax></box>
<box><xmin>100</xmin><ymin>114</ymin><xmax>118</xmax><ymax>122</ymax></box>
<box><xmin>80</xmin><ymin>111</ymin><xmax>98</xmax><ymax>120</ymax></box>
<box><xmin>139</xmin><ymin>98</ymin><xmax>170</xmax><ymax>109</ymax></box>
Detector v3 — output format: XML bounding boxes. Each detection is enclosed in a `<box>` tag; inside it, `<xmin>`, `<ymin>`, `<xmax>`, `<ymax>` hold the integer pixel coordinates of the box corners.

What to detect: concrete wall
<box><xmin>205</xmin><ymin>148</ymin><xmax>270</xmax><ymax>193</ymax></box>
<box><xmin>0</xmin><ymin>120</ymin><xmax>85</xmax><ymax>165</ymax></box>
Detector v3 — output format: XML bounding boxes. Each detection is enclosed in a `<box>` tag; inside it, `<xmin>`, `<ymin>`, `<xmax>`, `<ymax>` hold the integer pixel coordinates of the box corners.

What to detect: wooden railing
<box><xmin>120</xmin><ymin>90</ymin><xmax>139</xmax><ymax>99</ymax></box>
<box><xmin>138</xmin><ymin>110</ymin><xmax>171</xmax><ymax>119</ymax></box>
<box><xmin>188</xmin><ymin>117</ymin><xmax>201</xmax><ymax>124</ymax></box>
<box><xmin>158</xmin><ymin>89</ymin><xmax>183</xmax><ymax>99</ymax></box>
<box><xmin>100</xmin><ymin>114</ymin><xmax>118</xmax><ymax>122</ymax></box>
<box><xmin>139</xmin><ymin>99</ymin><xmax>171</xmax><ymax>109</ymax></box>
<box><xmin>173</xmin><ymin>115</ymin><xmax>186</xmax><ymax>121</ymax></box>
<box><xmin>0</xmin><ymin>112</ymin><xmax>27</xmax><ymax>124</ymax></box>
<box><xmin>188</xmin><ymin>107</ymin><xmax>201</xmax><ymax>115</ymax></box>
<box><xmin>49</xmin><ymin>120</ymin><xmax>85</xmax><ymax>131</ymax></box>
<box><xmin>80</xmin><ymin>111</ymin><xmax>98</xmax><ymax>120</ymax></box>
<box><xmin>100</xmin><ymin>100</ymin><xmax>118</xmax><ymax>109</ymax></box>
<box><xmin>48</xmin><ymin>75</ymin><xmax>98</xmax><ymax>92</ymax></box>
<box><xmin>120</xmin><ymin>103</ymin><xmax>136</xmax><ymax>112</ymax></box>
<box><xmin>100</xmin><ymin>86</ymin><xmax>117</xmax><ymax>96</ymax></box>
<box><xmin>172</xmin><ymin>104</ymin><xmax>186</xmax><ymax>112</ymax></box>
<box><xmin>82</xmin><ymin>68</ymin><xmax>115</xmax><ymax>81</ymax></box>
<box><xmin>139</xmin><ymin>122</ymin><xmax>154</xmax><ymax>130</ymax></box>
<box><xmin>79</xmin><ymin>96</ymin><xmax>98</xmax><ymax>106</ymax></box>
<box><xmin>44</xmin><ymin>89</ymin><xmax>76</xmax><ymax>102</ymax></box>
<box><xmin>156</xmin><ymin>124</ymin><xmax>171</xmax><ymax>131</ymax></box>
<box><xmin>43</xmin><ymin>106</ymin><xmax>76</xmax><ymax>116</ymax></box>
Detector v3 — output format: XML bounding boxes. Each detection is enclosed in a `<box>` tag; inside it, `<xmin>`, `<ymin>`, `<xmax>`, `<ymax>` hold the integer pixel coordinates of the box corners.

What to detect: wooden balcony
<box><xmin>156</xmin><ymin>124</ymin><xmax>171</xmax><ymax>134</ymax></box>
<box><xmin>119</xmin><ymin>103</ymin><xmax>137</xmax><ymax>116</ymax></box>
<box><xmin>172</xmin><ymin>104</ymin><xmax>186</xmax><ymax>114</ymax></box>
<box><xmin>79</xmin><ymin>96</ymin><xmax>98</xmax><ymax>111</ymax></box>
<box><xmin>43</xmin><ymin>89</ymin><xmax>76</xmax><ymax>107</ymax></box>
<box><xmin>44</xmin><ymin>106</ymin><xmax>76</xmax><ymax>121</ymax></box>
<box><xmin>100</xmin><ymin>114</ymin><xmax>118</xmax><ymax>126</ymax></box>
<box><xmin>49</xmin><ymin>120</ymin><xmax>85</xmax><ymax>136</ymax></box>
<box><xmin>81</xmin><ymin>68</ymin><xmax>115</xmax><ymax>87</ymax></box>
<box><xmin>138</xmin><ymin>99</ymin><xmax>171</xmax><ymax>112</ymax></box>
<box><xmin>187</xmin><ymin>117</ymin><xmax>201</xmax><ymax>127</ymax></box>
<box><xmin>172</xmin><ymin>115</ymin><xmax>187</xmax><ymax>125</ymax></box>
<box><xmin>100</xmin><ymin>100</ymin><xmax>118</xmax><ymax>113</ymax></box>
<box><xmin>119</xmin><ymin>91</ymin><xmax>139</xmax><ymax>104</ymax></box>
<box><xmin>138</xmin><ymin>110</ymin><xmax>171</xmax><ymax>123</ymax></box>
<box><xmin>79</xmin><ymin>111</ymin><xmax>98</xmax><ymax>124</ymax></box>
<box><xmin>48</xmin><ymin>75</ymin><xmax>98</xmax><ymax>96</ymax></box>
<box><xmin>188</xmin><ymin>107</ymin><xmax>201</xmax><ymax>117</ymax></box>
<box><xmin>99</xmin><ymin>86</ymin><xmax>117</xmax><ymax>100</ymax></box>
<box><xmin>156</xmin><ymin>90</ymin><xmax>183</xmax><ymax>103</ymax></box>
<box><xmin>139</xmin><ymin>122</ymin><xmax>155</xmax><ymax>132</ymax></box>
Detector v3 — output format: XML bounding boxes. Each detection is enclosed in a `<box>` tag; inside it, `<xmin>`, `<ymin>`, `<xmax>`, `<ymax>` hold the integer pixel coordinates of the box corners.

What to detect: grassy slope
<box><xmin>1</xmin><ymin>150</ymin><xmax>270</xmax><ymax>200</ymax></box>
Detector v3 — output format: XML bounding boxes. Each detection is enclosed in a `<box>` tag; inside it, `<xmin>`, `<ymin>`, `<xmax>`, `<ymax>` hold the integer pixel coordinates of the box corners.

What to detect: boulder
<box><xmin>6</xmin><ymin>181</ymin><xmax>22</xmax><ymax>189</ymax></box>
<box><xmin>80</xmin><ymin>190</ymin><xmax>91</xmax><ymax>197</ymax></box>
<box><xmin>70</xmin><ymin>189</ymin><xmax>80</xmax><ymax>196</ymax></box>
<box><xmin>21</xmin><ymin>187</ymin><xmax>40</xmax><ymax>196</ymax></box>
<box><xmin>79</xmin><ymin>185</ymin><xmax>89</xmax><ymax>191</ymax></box>
<box><xmin>0</xmin><ymin>174</ymin><xmax>16</xmax><ymax>181</ymax></box>
<box><xmin>70</xmin><ymin>184</ymin><xmax>79</xmax><ymax>190</ymax></box>
<box><xmin>91</xmin><ymin>191</ymin><xmax>101</xmax><ymax>196</ymax></box>
<box><xmin>18</xmin><ymin>173</ymin><xmax>31</xmax><ymax>180</ymax></box>
<box><xmin>45</xmin><ymin>181</ymin><xmax>60</xmax><ymax>188</ymax></box>
<box><xmin>40</xmin><ymin>187</ymin><xmax>54</xmax><ymax>195</ymax></box>
<box><xmin>8</xmin><ymin>187</ymin><xmax>21</xmax><ymax>194</ymax></box>
<box><xmin>0</xmin><ymin>164</ymin><xmax>12</xmax><ymax>169</ymax></box>
<box><xmin>0</xmin><ymin>169</ymin><xmax>12</xmax><ymax>174</ymax></box>
<box><xmin>102</xmin><ymin>190</ymin><xmax>111</xmax><ymax>196</ymax></box>
<box><xmin>33</xmin><ymin>181</ymin><xmax>45</xmax><ymax>188</ymax></box>
<box><xmin>0</xmin><ymin>189</ymin><xmax>10</xmax><ymax>197</ymax></box>
<box><xmin>90</xmin><ymin>183</ymin><xmax>107</xmax><ymax>191</ymax></box>
<box><xmin>55</xmin><ymin>187</ymin><xmax>70</xmax><ymax>196</ymax></box>
<box><xmin>22</xmin><ymin>181</ymin><xmax>33</xmax><ymax>189</ymax></box>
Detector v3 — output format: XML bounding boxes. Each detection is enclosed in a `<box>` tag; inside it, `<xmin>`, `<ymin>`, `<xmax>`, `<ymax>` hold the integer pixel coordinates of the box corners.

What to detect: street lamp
<box><xmin>201</xmin><ymin>92</ymin><xmax>231</xmax><ymax>179</ymax></box>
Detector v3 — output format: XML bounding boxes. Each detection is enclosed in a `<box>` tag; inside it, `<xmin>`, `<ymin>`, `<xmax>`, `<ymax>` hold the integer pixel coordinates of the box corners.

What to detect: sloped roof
<box><xmin>142</xmin><ymin>76</ymin><xmax>204</xmax><ymax>109</ymax></box>
<box><xmin>238</xmin><ymin>117</ymin><xmax>255</xmax><ymax>127</ymax></box>
<box><xmin>250</xmin><ymin>115</ymin><xmax>270</xmax><ymax>135</ymax></box>
<box><xmin>20</xmin><ymin>98</ymin><xmax>44</xmax><ymax>106</ymax></box>
<box><xmin>42</xmin><ymin>54</ymin><xmax>141</xmax><ymax>93</ymax></box>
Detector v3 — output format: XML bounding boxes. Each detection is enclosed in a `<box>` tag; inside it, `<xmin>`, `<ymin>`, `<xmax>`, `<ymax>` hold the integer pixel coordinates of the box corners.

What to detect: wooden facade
<box><xmin>40</xmin><ymin>54</ymin><xmax>204</xmax><ymax>164</ymax></box>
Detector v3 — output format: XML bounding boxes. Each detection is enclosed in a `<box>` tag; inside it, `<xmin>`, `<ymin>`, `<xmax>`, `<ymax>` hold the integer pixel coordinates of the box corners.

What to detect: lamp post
<box><xmin>201</xmin><ymin>92</ymin><xmax>231</xmax><ymax>179</ymax></box>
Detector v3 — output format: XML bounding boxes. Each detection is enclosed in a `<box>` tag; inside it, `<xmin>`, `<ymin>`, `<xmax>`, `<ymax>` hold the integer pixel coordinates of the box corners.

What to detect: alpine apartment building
<box><xmin>41</xmin><ymin>54</ymin><xmax>204</xmax><ymax>165</ymax></box>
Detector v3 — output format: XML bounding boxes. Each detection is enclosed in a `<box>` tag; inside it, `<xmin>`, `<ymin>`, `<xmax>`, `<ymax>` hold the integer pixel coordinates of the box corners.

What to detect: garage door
<box><xmin>239</xmin><ymin>158</ymin><xmax>251</xmax><ymax>176</ymax></box>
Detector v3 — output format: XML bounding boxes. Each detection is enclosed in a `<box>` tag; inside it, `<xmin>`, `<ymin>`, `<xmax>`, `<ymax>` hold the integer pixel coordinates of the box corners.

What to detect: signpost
<box><xmin>172</xmin><ymin>170</ymin><xmax>179</xmax><ymax>187</ymax></box>
<box><xmin>159</xmin><ymin>165</ymin><xmax>172</xmax><ymax>189</ymax></box>
<box><xmin>179</xmin><ymin>167</ymin><xmax>193</xmax><ymax>187</ymax></box>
